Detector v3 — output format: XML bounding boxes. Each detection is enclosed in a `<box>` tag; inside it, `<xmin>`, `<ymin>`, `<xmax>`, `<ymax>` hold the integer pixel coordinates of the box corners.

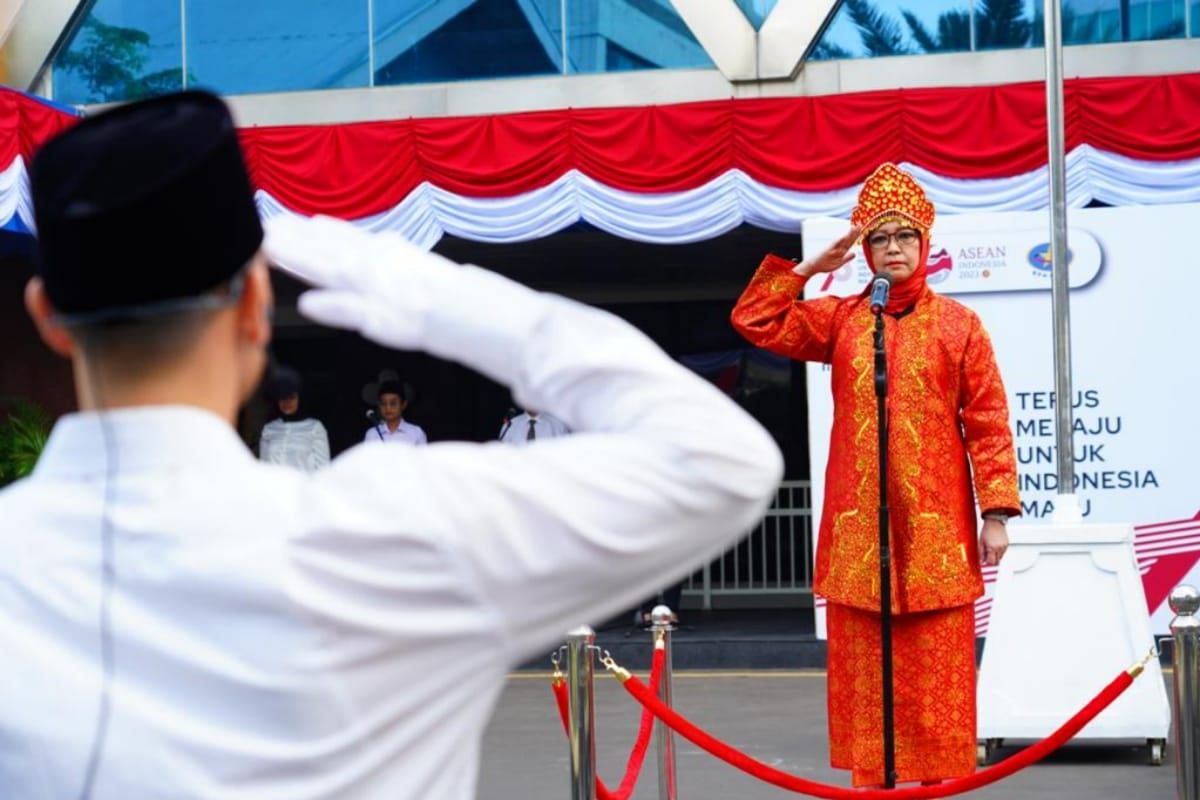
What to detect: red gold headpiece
<box><xmin>850</xmin><ymin>163</ymin><xmax>935</xmax><ymax>235</ymax></box>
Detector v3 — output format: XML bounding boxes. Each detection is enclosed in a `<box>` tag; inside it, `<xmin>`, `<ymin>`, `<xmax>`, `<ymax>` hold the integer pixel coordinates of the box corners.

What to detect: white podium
<box><xmin>976</xmin><ymin>520</ymin><xmax>1170</xmax><ymax>765</ymax></box>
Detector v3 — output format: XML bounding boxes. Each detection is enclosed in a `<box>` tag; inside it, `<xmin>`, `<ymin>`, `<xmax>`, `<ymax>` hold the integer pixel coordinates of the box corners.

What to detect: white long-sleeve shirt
<box><xmin>361</xmin><ymin>419</ymin><xmax>427</xmax><ymax>446</ymax></box>
<box><xmin>0</xmin><ymin>258</ymin><xmax>782</xmax><ymax>799</ymax></box>
<box><xmin>259</xmin><ymin>417</ymin><xmax>331</xmax><ymax>471</ymax></box>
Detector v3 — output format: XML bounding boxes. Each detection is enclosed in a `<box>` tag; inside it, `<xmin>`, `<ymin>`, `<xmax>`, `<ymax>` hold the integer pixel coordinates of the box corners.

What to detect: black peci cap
<box><xmin>30</xmin><ymin>90</ymin><xmax>263</xmax><ymax>323</ymax></box>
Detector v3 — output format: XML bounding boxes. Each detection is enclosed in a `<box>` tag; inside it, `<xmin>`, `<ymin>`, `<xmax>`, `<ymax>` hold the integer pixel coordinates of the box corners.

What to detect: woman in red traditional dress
<box><xmin>730</xmin><ymin>163</ymin><xmax>1020</xmax><ymax>787</ymax></box>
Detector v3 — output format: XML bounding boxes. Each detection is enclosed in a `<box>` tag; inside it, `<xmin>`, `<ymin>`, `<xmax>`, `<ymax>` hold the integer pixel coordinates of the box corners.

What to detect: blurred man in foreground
<box><xmin>0</xmin><ymin>91</ymin><xmax>782</xmax><ymax>799</ymax></box>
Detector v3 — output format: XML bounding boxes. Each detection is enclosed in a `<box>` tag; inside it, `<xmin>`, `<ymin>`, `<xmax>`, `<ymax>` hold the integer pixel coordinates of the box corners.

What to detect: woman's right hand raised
<box><xmin>793</xmin><ymin>225</ymin><xmax>861</xmax><ymax>277</ymax></box>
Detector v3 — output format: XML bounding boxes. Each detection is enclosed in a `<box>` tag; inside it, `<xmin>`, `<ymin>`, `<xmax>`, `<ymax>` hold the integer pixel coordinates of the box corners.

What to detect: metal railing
<box><xmin>683</xmin><ymin>480</ymin><xmax>813</xmax><ymax>609</ymax></box>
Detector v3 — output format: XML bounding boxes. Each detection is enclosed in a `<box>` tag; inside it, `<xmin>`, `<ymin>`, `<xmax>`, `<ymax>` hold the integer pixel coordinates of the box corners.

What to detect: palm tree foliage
<box><xmin>902</xmin><ymin>9</ymin><xmax>970</xmax><ymax>52</ymax></box>
<box><xmin>843</xmin><ymin>0</ymin><xmax>912</xmax><ymax>55</ymax></box>
<box><xmin>975</xmin><ymin>0</ymin><xmax>1032</xmax><ymax>47</ymax></box>
<box><xmin>842</xmin><ymin>0</ymin><xmax>1034</xmax><ymax>55</ymax></box>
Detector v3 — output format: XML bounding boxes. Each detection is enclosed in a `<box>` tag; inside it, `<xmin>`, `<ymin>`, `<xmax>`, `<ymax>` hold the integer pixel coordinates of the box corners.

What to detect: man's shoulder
<box><xmin>0</xmin><ymin>476</ymin><xmax>41</xmax><ymax>520</ymax></box>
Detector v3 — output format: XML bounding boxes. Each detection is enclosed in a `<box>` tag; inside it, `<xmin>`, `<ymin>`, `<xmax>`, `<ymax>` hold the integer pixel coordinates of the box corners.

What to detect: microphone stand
<box><xmin>873</xmin><ymin>308</ymin><xmax>897</xmax><ymax>789</ymax></box>
<box><xmin>367</xmin><ymin>410</ymin><xmax>386</xmax><ymax>442</ymax></box>
<box><xmin>498</xmin><ymin>408</ymin><xmax>517</xmax><ymax>441</ymax></box>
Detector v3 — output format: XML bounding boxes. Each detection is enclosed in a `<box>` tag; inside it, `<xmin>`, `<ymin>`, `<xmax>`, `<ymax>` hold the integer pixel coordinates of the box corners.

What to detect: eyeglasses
<box><xmin>867</xmin><ymin>229</ymin><xmax>921</xmax><ymax>250</ymax></box>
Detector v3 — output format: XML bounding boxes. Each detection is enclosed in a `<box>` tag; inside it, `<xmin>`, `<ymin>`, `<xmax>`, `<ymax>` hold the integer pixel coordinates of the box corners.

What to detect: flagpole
<box><xmin>1043</xmin><ymin>0</ymin><xmax>1081</xmax><ymax>522</ymax></box>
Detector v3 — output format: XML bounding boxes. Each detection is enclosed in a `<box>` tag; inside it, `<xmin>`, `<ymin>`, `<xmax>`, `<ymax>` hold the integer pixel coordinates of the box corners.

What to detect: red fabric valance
<box><xmin>234</xmin><ymin>73</ymin><xmax>1200</xmax><ymax>218</ymax></box>
<box><xmin>8</xmin><ymin>73</ymin><xmax>1200</xmax><ymax>222</ymax></box>
<box><xmin>0</xmin><ymin>89</ymin><xmax>79</xmax><ymax>166</ymax></box>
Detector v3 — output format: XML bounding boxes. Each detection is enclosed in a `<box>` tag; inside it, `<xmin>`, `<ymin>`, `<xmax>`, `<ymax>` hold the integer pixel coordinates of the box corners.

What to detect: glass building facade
<box><xmin>52</xmin><ymin>0</ymin><xmax>713</xmax><ymax>103</ymax></box>
<box><xmin>811</xmin><ymin>0</ymin><xmax>1195</xmax><ymax>59</ymax></box>
<box><xmin>51</xmin><ymin>0</ymin><xmax>1199</xmax><ymax>105</ymax></box>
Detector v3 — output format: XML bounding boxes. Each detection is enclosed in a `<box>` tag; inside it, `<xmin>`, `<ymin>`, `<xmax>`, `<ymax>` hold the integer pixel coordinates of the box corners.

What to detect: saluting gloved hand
<box><xmin>263</xmin><ymin>214</ymin><xmax>459</xmax><ymax>351</ymax></box>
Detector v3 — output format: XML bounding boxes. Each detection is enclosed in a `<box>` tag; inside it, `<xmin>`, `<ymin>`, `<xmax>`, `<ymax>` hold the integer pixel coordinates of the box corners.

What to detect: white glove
<box><xmin>263</xmin><ymin>214</ymin><xmax>458</xmax><ymax>351</ymax></box>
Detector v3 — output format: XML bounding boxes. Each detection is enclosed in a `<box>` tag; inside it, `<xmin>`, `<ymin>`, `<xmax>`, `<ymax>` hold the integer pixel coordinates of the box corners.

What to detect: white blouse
<box><xmin>259</xmin><ymin>417</ymin><xmax>331</xmax><ymax>471</ymax></box>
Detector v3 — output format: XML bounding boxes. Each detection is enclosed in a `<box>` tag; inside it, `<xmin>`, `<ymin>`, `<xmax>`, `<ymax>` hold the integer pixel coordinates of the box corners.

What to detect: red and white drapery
<box><xmin>4</xmin><ymin>72</ymin><xmax>1200</xmax><ymax>246</ymax></box>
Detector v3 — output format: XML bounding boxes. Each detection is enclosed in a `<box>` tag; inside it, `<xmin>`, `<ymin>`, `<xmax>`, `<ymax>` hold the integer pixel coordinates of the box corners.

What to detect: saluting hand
<box><xmin>793</xmin><ymin>225</ymin><xmax>862</xmax><ymax>278</ymax></box>
<box><xmin>263</xmin><ymin>215</ymin><xmax>459</xmax><ymax>352</ymax></box>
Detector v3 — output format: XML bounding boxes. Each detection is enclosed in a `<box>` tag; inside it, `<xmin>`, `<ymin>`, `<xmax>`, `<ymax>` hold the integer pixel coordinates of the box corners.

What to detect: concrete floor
<box><xmin>479</xmin><ymin>671</ymin><xmax>1175</xmax><ymax>799</ymax></box>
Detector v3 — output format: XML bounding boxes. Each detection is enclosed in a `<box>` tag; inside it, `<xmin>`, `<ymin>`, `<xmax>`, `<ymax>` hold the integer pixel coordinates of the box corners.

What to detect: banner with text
<box><xmin>802</xmin><ymin>204</ymin><xmax>1199</xmax><ymax>637</ymax></box>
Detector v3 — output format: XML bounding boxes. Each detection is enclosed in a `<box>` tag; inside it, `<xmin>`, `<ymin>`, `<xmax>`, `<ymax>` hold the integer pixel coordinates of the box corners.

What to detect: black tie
<box><xmin>527</xmin><ymin>419</ymin><xmax>537</xmax><ymax>441</ymax></box>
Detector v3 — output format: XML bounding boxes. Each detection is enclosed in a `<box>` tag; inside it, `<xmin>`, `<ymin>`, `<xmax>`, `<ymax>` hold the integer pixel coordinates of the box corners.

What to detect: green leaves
<box><xmin>0</xmin><ymin>399</ymin><xmax>51</xmax><ymax>487</ymax></box>
<box><xmin>843</xmin><ymin>0</ymin><xmax>911</xmax><ymax>55</ymax></box>
<box><xmin>56</xmin><ymin>14</ymin><xmax>188</xmax><ymax>103</ymax></box>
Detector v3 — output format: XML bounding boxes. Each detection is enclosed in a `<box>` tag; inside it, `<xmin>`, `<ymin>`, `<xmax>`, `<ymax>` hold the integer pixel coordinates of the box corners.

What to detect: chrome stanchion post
<box><xmin>566</xmin><ymin>626</ymin><xmax>597</xmax><ymax>800</ymax></box>
<box><xmin>650</xmin><ymin>605</ymin><xmax>678</xmax><ymax>800</ymax></box>
<box><xmin>1172</xmin><ymin>586</ymin><xmax>1200</xmax><ymax>800</ymax></box>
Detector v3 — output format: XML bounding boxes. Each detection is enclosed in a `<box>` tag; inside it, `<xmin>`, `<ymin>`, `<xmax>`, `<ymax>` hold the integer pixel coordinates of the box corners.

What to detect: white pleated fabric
<box><xmin>8</xmin><ymin>146</ymin><xmax>1200</xmax><ymax>246</ymax></box>
<box><xmin>0</xmin><ymin>157</ymin><xmax>33</xmax><ymax>234</ymax></box>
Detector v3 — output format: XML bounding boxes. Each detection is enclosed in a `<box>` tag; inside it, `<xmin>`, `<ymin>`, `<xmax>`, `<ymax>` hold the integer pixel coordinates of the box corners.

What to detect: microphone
<box><xmin>869</xmin><ymin>272</ymin><xmax>892</xmax><ymax>315</ymax></box>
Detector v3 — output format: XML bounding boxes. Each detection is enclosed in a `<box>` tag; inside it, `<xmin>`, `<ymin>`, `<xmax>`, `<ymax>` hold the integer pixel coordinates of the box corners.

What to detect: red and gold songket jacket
<box><xmin>732</xmin><ymin>254</ymin><xmax>1021</xmax><ymax>614</ymax></box>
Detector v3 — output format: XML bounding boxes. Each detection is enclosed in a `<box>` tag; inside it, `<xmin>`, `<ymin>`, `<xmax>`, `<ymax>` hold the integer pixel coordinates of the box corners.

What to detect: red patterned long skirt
<box><xmin>826</xmin><ymin>602</ymin><xmax>977</xmax><ymax>787</ymax></box>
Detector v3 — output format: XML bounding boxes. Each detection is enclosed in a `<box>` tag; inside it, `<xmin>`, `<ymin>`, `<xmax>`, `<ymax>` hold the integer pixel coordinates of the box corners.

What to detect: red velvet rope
<box><xmin>619</xmin><ymin>667</ymin><xmax>1138</xmax><ymax>798</ymax></box>
<box><xmin>551</xmin><ymin>644</ymin><xmax>666</xmax><ymax>800</ymax></box>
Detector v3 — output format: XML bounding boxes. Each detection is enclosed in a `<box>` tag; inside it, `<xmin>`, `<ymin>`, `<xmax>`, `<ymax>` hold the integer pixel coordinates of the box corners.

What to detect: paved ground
<box><xmin>479</xmin><ymin>671</ymin><xmax>1175</xmax><ymax>799</ymax></box>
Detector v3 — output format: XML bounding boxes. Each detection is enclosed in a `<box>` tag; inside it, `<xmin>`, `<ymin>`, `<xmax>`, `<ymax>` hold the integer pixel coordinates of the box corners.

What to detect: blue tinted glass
<box><xmin>53</xmin><ymin>0</ymin><xmax>182</xmax><ymax>104</ymax></box>
<box><xmin>1193</xmin><ymin>0</ymin><xmax>1200</xmax><ymax>34</ymax></box>
<box><xmin>1021</xmin><ymin>0</ymin><xmax>1185</xmax><ymax>44</ymax></box>
<box><xmin>373</xmin><ymin>0</ymin><xmax>562</xmax><ymax>85</ymax></box>
<box><xmin>565</xmin><ymin>0</ymin><xmax>712</xmax><ymax>73</ymax></box>
<box><xmin>1059</xmin><ymin>0</ymin><xmax>1122</xmax><ymax>42</ymax></box>
<box><xmin>972</xmin><ymin>0</ymin><xmax>1035</xmax><ymax>49</ymax></box>
<box><xmin>1124</xmin><ymin>0</ymin><xmax>1187</xmax><ymax>39</ymax></box>
<box><xmin>735</xmin><ymin>0</ymin><xmax>780</xmax><ymax>29</ymax></box>
<box><xmin>186</xmin><ymin>0</ymin><xmax>369</xmax><ymax>94</ymax></box>
<box><xmin>810</xmin><ymin>0</ymin><xmax>974</xmax><ymax>59</ymax></box>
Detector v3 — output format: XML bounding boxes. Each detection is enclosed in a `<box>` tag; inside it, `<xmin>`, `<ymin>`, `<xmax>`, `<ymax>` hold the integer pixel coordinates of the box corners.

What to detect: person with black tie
<box><xmin>497</xmin><ymin>409</ymin><xmax>569</xmax><ymax>445</ymax></box>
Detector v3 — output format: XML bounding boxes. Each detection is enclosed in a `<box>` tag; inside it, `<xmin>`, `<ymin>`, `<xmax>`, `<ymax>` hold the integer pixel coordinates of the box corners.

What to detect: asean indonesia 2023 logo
<box><xmin>926</xmin><ymin>245</ymin><xmax>954</xmax><ymax>285</ymax></box>
<box><xmin>1027</xmin><ymin>243</ymin><xmax>1073</xmax><ymax>276</ymax></box>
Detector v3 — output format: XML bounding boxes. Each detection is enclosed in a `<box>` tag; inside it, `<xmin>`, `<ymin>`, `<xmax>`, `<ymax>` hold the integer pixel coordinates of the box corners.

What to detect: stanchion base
<box><xmin>976</xmin><ymin>738</ymin><xmax>1002</xmax><ymax>766</ymax></box>
<box><xmin>1148</xmin><ymin>737</ymin><xmax>1165</xmax><ymax>766</ymax></box>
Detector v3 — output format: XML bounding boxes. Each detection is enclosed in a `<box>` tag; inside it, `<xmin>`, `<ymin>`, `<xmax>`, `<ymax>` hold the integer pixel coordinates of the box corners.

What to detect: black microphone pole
<box><xmin>366</xmin><ymin>409</ymin><xmax>385</xmax><ymax>441</ymax></box>
<box><xmin>871</xmin><ymin>279</ymin><xmax>897</xmax><ymax>789</ymax></box>
<box><xmin>498</xmin><ymin>407</ymin><xmax>518</xmax><ymax>441</ymax></box>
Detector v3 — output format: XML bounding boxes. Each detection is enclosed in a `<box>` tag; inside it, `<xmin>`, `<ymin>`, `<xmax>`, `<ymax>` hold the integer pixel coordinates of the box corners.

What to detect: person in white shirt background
<box><xmin>258</xmin><ymin>365</ymin><xmax>331</xmax><ymax>470</ymax></box>
<box><xmin>363</xmin><ymin>378</ymin><xmax>427</xmax><ymax>445</ymax></box>
<box><xmin>1</xmin><ymin>90</ymin><xmax>783</xmax><ymax>799</ymax></box>
<box><xmin>497</xmin><ymin>408</ymin><xmax>569</xmax><ymax>444</ymax></box>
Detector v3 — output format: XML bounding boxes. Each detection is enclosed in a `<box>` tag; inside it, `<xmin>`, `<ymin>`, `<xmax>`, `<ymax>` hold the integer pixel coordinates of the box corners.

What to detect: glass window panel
<box><xmin>973</xmin><ymin>0</ymin><xmax>1035</xmax><ymax>49</ymax></box>
<box><xmin>1060</xmin><ymin>0</ymin><xmax>1122</xmax><ymax>42</ymax></box>
<box><xmin>52</xmin><ymin>0</ymin><xmax>182</xmax><ymax>105</ymax></box>
<box><xmin>735</xmin><ymin>0</ymin><xmax>780</xmax><ymax>29</ymax></box>
<box><xmin>186</xmin><ymin>0</ymin><xmax>369</xmax><ymax>95</ymax></box>
<box><xmin>809</xmin><ymin>3</ymin><xmax>868</xmax><ymax>59</ymax></box>
<box><xmin>373</xmin><ymin>0</ymin><xmax>562</xmax><ymax>86</ymax></box>
<box><xmin>1125</xmin><ymin>0</ymin><xmax>1187</xmax><ymax>39</ymax></box>
<box><xmin>803</xmin><ymin>0</ymin><xmax>1194</xmax><ymax>59</ymax></box>
<box><xmin>564</xmin><ymin>0</ymin><xmax>712</xmax><ymax>74</ymax></box>
<box><xmin>810</xmin><ymin>0</ymin><xmax>973</xmax><ymax>60</ymax></box>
